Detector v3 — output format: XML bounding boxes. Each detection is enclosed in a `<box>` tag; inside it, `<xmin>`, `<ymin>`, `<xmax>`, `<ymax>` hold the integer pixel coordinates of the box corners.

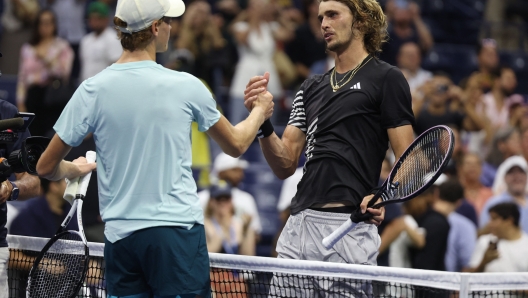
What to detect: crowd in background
<box><xmin>2</xmin><ymin>0</ymin><xmax>528</xmax><ymax>275</ymax></box>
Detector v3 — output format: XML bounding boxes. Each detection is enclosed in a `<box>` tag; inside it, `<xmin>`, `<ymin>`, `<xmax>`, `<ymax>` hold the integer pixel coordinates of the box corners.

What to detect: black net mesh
<box><xmin>7</xmin><ymin>235</ymin><xmax>528</xmax><ymax>298</ymax></box>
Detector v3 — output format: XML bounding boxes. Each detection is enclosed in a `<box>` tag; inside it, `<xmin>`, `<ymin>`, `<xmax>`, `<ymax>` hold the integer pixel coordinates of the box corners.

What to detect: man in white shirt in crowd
<box><xmin>198</xmin><ymin>153</ymin><xmax>262</xmax><ymax>237</ymax></box>
<box><xmin>396</xmin><ymin>41</ymin><xmax>432</xmax><ymax>94</ymax></box>
<box><xmin>480</xmin><ymin>156</ymin><xmax>528</xmax><ymax>234</ymax></box>
<box><xmin>79</xmin><ymin>1</ymin><xmax>122</xmax><ymax>81</ymax></box>
<box><xmin>467</xmin><ymin>202</ymin><xmax>528</xmax><ymax>272</ymax></box>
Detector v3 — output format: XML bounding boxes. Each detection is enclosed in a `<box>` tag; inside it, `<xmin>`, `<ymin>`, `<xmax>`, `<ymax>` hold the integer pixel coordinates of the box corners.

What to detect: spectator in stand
<box><xmin>284</xmin><ymin>0</ymin><xmax>327</xmax><ymax>83</ymax></box>
<box><xmin>435</xmin><ymin>179</ymin><xmax>477</xmax><ymax>272</ymax></box>
<box><xmin>175</xmin><ymin>0</ymin><xmax>228</xmax><ymax>87</ymax></box>
<box><xmin>198</xmin><ymin>153</ymin><xmax>262</xmax><ymax>238</ymax></box>
<box><xmin>204</xmin><ymin>181</ymin><xmax>255</xmax><ymax>255</ymax></box>
<box><xmin>16</xmin><ymin>8</ymin><xmax>74</xmax><ymax>137</ymax></box>
<box><xmin>477</xmin><ymin>67</ymin><xmax>525</xmax><ymax>131</ymax></box>
<box><xmin>228</xmin><ymin>0</ymin><xmax>293</xmax><ymax>124</ymax></box>
<box><xmin>480</xmin><ymin>156</ymin><xmax>528</xmax><ymax>234</ymax></box>
<box><xmin>481</xmin><ymin>126</ymin><xmax>521</xmax><ymax>188</ymax></box>
<box><xmin>396</xmin><ymin>41</ymin><xmax>431</xmax><ymax>94</ymax></box>
<box><xmin>467</xmin><ymin>202</ymin><xmax>528</xmax><ymax>272</ymax></box>
<box><xmin>49</xmin><ymin>0</ymin><xmax>87</xmax><ymax>83</ymax></box>
<box><xmin>379</xmin><ymin>0</ymin><xmax>433</xmax><ymax>66</ymax></box>
<box><xmin>409</xmin><ymin>186</ymin><xmax>450</xmax><ymax>271</ymax></box>
<box><xmin>472</xmin><ymin>39</ymin><xmax>500</xmax><ymax>93</ymax></box>
<box><xmin>413</xmin><ymin>73</ymin><xmax>464</xmax><ymax>135</ymax></box>
<box><xmin>79</xmin><ymin>1</ymin><xmax>122</xmax><ymax>81</ymax></box>
<box><xmin>9</xmin><ymin>178</ymin><xmax>77</xmax><ymax>238</ymax></box>
<box><xmin>458</xmin><ymin>152</ymin><xmax>494</xmax><ymax>218</ymax></box>
<box><xmin>380</xmin><ymin>197</ymin><xmax>425</xmax><ymax>268</ymax></box>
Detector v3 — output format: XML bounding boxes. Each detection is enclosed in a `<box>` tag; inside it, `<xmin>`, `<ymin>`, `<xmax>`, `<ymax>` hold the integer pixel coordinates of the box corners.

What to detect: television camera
<box><xmin>0</xmin><ymin>113</ymin><xmax>50</xmax><ymax>182</ymax></box>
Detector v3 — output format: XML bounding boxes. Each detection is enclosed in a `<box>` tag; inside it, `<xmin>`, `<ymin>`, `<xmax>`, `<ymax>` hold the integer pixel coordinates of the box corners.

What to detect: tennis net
<box><xmin>7</xmin><ymin>234</ymin><xmax>528</xmax><ymax>297</ymax></box>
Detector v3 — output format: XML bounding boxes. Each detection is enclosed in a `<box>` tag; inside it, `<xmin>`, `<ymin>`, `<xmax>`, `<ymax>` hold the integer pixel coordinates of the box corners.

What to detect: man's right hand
<box><xmin>244</xmin><ymin>72</ymin><xmax>270</xmax><ymax>112</ymax></box>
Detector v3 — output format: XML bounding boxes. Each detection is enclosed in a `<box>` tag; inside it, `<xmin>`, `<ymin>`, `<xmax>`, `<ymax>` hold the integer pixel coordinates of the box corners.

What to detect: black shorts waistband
<box><xmin>309</xmin><ymin>206</ymin><xmax>355</xmax><ymax>213</ymax></box>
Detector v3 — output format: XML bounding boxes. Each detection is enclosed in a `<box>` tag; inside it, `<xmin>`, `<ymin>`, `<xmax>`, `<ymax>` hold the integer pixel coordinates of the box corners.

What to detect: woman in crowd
<box><xmin>16</xmin><ymin>9</ymin><xmax>73</xmax><ymax>137</ymax></box>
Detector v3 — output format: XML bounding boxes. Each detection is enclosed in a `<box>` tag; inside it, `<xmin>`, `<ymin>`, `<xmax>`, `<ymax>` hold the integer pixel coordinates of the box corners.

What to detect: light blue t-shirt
<box><xmin>54</xmin><ymin>61</ymin><xmax>221</xmax><ymax>243</ymax></box>
<box><xmin>445</xmin><ymin>212</ymin><xmax>477</xmax><ymax>272</ymax></box>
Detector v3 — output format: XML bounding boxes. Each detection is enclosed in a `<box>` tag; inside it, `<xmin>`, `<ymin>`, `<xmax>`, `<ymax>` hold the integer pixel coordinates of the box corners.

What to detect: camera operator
<box><xmin>0</xmin><ymin>99</ymin><xmax>41</xmax><ymax>298</ymax></box>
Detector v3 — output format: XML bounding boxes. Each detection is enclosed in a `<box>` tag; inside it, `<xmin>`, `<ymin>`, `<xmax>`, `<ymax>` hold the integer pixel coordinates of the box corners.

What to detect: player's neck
<box><xmin>333</xmin><ymin>41</ymin><xmax>369</xmax><ymax>73</ymax></box>
<box><xmin>116</xmin><ymin>43</ymin><xmax>157</xmax><ymax>63</ymax></box>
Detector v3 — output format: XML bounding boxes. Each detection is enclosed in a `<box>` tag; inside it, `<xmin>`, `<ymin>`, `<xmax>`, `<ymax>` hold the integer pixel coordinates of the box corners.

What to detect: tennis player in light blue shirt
<box><xmin>36</xmin><ymin>0</ymin><xmax>274</xmax><ymax>296</ymax></box>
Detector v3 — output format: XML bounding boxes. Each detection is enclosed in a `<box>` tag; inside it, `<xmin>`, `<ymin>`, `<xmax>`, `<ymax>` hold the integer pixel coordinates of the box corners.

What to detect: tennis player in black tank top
<box><xmin>243</xmin><ymin>0</ymin><xmax>415</xmax><ymax>284</ymax></box>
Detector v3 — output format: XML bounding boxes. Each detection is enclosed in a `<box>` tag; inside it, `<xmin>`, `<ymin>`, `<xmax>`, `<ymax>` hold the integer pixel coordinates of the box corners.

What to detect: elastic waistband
<box><xmin>292</xmin><ymin>208</ymin><xmax>359</xmax><ymax>225</ymax></box>
<box><xmin>309</xmin><ymin>206</ymin><xmax>356</xmax><ymax>213</ymax></box>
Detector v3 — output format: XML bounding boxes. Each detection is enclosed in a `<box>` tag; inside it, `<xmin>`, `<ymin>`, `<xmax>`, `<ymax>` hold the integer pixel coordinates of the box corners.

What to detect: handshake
<box><xmin>243</xmin><ymin>72</ymin><xmax>275</xmax><ymax>122</ymax></box>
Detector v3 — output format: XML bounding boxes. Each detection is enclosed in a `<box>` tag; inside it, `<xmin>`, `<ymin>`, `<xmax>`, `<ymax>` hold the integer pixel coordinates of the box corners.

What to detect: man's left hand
<box><xmin>359</xmin><ymin>194</ymin><xmax>384</xmax><ymax>226</ymax></box>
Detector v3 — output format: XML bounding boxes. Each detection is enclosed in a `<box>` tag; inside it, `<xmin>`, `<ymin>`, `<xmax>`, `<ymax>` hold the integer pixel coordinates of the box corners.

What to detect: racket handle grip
<box><xmin>77</xmin><ymin>151</ymin><xmax>96</xmax><ymax>196</ymax></box>
<box><xmin>322</xmin><ymin>218</ymin><xmax>357</xmax><ymax>249</ymax></box>
<box><xmin>63</xmin><ymin>177</ymin><xmax>79</xmax><ymax>205</ymax></box>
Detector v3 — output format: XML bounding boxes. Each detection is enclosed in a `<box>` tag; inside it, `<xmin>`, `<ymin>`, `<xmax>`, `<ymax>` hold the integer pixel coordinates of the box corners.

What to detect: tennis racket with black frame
<box><xmin>322</xmin><ymin>125</ymin><xmax>454</xmax><ymax>249</ymax></box>
<box><xmin>27</xmin><ymin>151</ymin><xmax>96</xmax><ymax>298</ymax></box>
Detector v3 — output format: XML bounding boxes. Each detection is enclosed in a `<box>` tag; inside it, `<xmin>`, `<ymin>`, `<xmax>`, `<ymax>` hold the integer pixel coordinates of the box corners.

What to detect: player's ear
<box><xmin>151</xmin><ymin>20</ymin><xmax>160</xmax><ymax>36</ymax></box>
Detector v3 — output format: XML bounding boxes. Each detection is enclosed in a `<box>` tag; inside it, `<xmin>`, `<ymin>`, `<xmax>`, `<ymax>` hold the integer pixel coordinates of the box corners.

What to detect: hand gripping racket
<box><xmin>322</xmin><ymin>125</ymin><xmax>454</xmax><ymax>249</ymax></box>
<box><xmin>27</xmin><ymin>151</ymin><xmax>96</xmax><ymax>298</ymax></box>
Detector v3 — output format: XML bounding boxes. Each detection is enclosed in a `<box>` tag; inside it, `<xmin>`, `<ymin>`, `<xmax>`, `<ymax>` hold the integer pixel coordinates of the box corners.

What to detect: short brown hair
<box><xmin>319</xmin><ymin>0</ymin><xmax>388</xmax><ymax>55</ymax></box>
<box><xmin>113</xmin><ymin>17</ymin><xmax>162</xmax><ymax>51</ymax></box>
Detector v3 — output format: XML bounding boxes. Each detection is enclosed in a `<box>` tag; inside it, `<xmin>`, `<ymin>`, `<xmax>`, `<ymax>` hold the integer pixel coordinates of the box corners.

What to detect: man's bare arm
<box><xmin>259</xmin><ymin>125</ymin><xmax>306</xmax><ymax>180</ymax></box>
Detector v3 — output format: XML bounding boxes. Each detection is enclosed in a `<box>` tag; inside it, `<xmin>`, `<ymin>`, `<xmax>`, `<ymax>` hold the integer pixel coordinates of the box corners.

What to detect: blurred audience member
<box><xmin>397</xmin><ymin>41</ymin><xmax>431</xmax><ymax>94</ymax></box>
<box><xmin>284</xmin><ymin>0</ymin><xmax>326</xmax><ymax>83</ymax></box>
<box><xmin>50</xmin><ymin>0</ymin><xmax>87</xmax><ymax>82</ymax></box>
<box><xmin>175</xmin><ymin>0</ymin><xmax>228</xmax><ymax>86</ymax></box>
<box><xmin>228</xmin><ymin>0</ymin><xmax>292</xmax><ymax>124</ymax></box>
<box><xmin>413</xmin><ymin>73</ymin><xmax>464</xmax><ymax>135</ymax></box>
<box><xmin>458</xmin><ymin>152</ymin><xmax>494</xmax><ymax>217</ymax></box>
<box><xmin>309</xmin><ymin>51</ymin><xmax>335</xmax><ymax>76</ymax></box>
<box><xmin>16</xmin><ymin>9</ymin><xmax>74</xmax><ymax>137</ymax></box>
<box><xmin>436</xmin><ymin>179</ymin><xmax>477</xmax><ymax>272</ymax></box>
<box><xmin>379</xmin><ymin>0</ymin><xmax>433</xmax><ymax>66</ymax></box>
<box><xmin>460</xmin><ymin>74</ymin><xmax>491</xmax><ymax>159</ymax></box>
<box><xmin>480</xmin><ymin>156</ymin><xmax>528</xmax><ymax>234</ymax></box>
<box><xmin>472</xmin><ymin>39</ymin><xmax>500</xmax><ymax>93</ymax></box>
<box><xmin>409</xmin><ymin>187</ymin><xmax>450</xmax><ymax>271</ymax></box>
<box><xmin>380</xmin><ymin>199</ymin><xmax>425</xmax><ymax>268</ymax></box>
<box><xmin>481</xmin><ymin>127</ymin><xmax>521</xmax><ymax>187</ymax></box>
<box><xmin>9</xmin><ymin>178</ymin><xmax>77</xmax><ymax>238</ymax></box>
<box><xmin>477</xmin><ymin>67</ymin><xmax>524</xmax><ymax>131</ymax></box>
<box><xmin>79</xmin><ymin>1</ymin><xmax>122</xmax><ymax>81</ymax></box>
<box><xmin>198</xmin><ymin>153</ymin><xmax>262</xmax><ymax>237</ymax></box>
<box><xmin>204</xmin><ymin>181</ymin><xmax>255</xmax><ymax>255</ymax></box>
<box><xmin>467</xmin><ymin>202</ymin><xmax>528</xmax><ymax>272</ymax></box>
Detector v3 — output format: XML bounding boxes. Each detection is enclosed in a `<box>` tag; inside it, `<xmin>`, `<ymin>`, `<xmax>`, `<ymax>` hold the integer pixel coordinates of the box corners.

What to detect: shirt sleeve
<box><xmin>288</xmin><ymin>83</ymin><xmax>307</xmax><ymax>133</ymax></box>
<box><xmin>53</xmin><ymin>81</ymin><xmax>96</xmax><ymax>147</ymax></box>
<box><xmin>380</xmin><ymin>67</ymin><xmax>415</xmax><ymax>129</ymax></box>
<box><xmin>468</xmin><ymin>235</ymin><xmax>489</xmax><ymax>269</ymax></box>
<box><xmin>189</xmin><ymin>79</ymin><xmax>221</xmax><ymax>132</ymax></box>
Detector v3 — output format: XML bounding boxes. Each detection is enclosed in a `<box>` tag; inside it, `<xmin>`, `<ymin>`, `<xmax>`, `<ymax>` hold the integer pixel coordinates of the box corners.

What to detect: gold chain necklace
<box><xmin>331</xmin><ymin>56</ymin><xmax>373</xmax><ymax>92</ymax></box>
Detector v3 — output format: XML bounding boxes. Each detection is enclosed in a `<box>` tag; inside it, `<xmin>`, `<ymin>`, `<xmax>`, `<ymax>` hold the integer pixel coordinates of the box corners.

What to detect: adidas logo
<box><xmin>350</xmin><ymin>82</ymin><xmax>361</xmax><ymax>90</ymax></box>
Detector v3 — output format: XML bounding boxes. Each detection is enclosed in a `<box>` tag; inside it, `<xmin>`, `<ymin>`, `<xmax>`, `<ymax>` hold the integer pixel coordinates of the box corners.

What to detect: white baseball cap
<box><xmin>115</xmin><ymin>0</ymin><xmax>185</xmax><ymax>33</ymax></box>
<box><xmin>502</xmin><ymin>156</ymin><xmax>528</xmax><ymax>174</ymax></box>
<box><xmin>213</xmin><ymin>153</ymin><xmax>249</xmax><ymax>173</ymax></box>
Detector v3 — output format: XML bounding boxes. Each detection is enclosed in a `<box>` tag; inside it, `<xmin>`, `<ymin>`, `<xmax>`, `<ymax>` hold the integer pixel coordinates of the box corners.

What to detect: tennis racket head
<box><xmin>371</xmin><ymin>125</ymin><xmax>454</xmax><ymax>209</ymax></box>
<box><xmin>27</xmin><ymin>231</ymin><xmax>89</xmax><ymax>298</ymax></box>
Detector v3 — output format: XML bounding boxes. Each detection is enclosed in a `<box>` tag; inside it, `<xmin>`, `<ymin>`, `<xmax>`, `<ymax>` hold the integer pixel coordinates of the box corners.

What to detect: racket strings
<box><xmin>392</xmin><ymin>128</ymin><xmax>452</xmax><ymax>199</ymax></box>
<box><xmin>27</xmin><ymin>233</ymin><xmax>88</xmax><ymax>298</ymax></box>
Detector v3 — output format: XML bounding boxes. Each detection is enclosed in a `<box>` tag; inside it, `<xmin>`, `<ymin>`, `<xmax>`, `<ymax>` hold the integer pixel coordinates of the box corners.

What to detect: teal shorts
<box><xmin>105</xmin><ymin>224</ymin><xmax>210</xmax><ymax>298</ymax></box>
